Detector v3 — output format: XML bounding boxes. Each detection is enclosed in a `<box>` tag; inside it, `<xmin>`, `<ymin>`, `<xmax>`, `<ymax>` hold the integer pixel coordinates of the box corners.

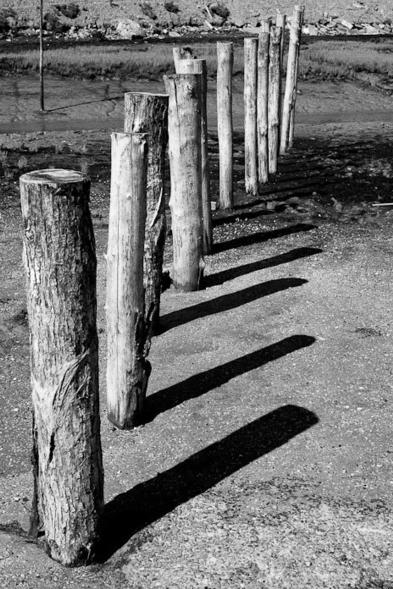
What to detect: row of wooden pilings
<box><xmin>19</xmin><ymin>5</ymin><xmax>304</xmax><ymax>568</ymax></box>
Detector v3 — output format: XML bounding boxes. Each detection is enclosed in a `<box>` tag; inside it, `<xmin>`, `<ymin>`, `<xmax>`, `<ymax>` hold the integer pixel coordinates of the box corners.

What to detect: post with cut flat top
<box><xmin>175</xmin><ymin>58</ymin><xmax>212</xmax><ymax>254</ymax></box>
<box><xmin>20</xmin><ymin>168</ymin><xmax>103</xmax><ymax>567</ymax></box>
<box><xmin>106</xmin><ymin>132</ymin><xmax>150</xmax><ymax>429</ymax></box>
<box><xmin>244</xmin><ymin>37</ymin><xmax>258</xmax><ymax>196</ymax></box>
<box><xmin>268</xmin><ymin>26</ymin><xmax>282</xmax><ymax>175</ymax></box>
<box><xmin>257</xmin><ymin>22</ymin><xmax>270</xmax><ymax>187</ymax></box>
<box><xmin>124</xmin><ymin>92</ymin><xmax>168</xmax><ymax>335</ymax></box>
<box><xmin>164</xmin><ymin>73</ymin><xmax>204</xmax><ymax>291</ymax></box>
<box><xmin>217</xmin><ymin>41</ymin><xmax>233</xmax><ymax>209</ymax></box>
<box><xmin>173</xmin><ymin>46</ymin><xmax>193</xmax><ymax>71</ymax></box>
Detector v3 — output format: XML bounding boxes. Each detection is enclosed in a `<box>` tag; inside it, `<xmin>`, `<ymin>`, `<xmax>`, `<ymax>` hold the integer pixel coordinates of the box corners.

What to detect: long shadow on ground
<box><xmin>204</xmin><ymin>247</ymin><xmax>322</xmax><ymax>288</ymax></box>
<box><xmin>145</xmin><ymin>335</ymin><xmax>316</xmax><ymax>422</ymax></box>
<box><xmin>212</xmin><ymin>223</ymin><xmax>315</xmax><ymax>253</ymax></box>
<box><xmin>160</xmin><ymin>277</ymin><xmax>307</xmax><ymax>334</ymax></box>
<box><xmin>98</xmin><ymin>403</ymin><xmax>319</xmax><ymax>562</ymax></box>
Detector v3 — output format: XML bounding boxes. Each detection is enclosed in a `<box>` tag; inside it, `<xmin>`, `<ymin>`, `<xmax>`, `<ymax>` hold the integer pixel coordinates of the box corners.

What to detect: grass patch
<box><xmin>299</xmin><ymin>39</ymin><xmax>393</xmax><ymax>85</ymax></box>
<box><xmin>0</xmin><ymin>38</ymin><xmax>392</xmax><ymax>88</ymax></box>
<box><xmin>0</xmin><ymin>42</ymin><xmax>243</xmax><ymax>80</ymax></box>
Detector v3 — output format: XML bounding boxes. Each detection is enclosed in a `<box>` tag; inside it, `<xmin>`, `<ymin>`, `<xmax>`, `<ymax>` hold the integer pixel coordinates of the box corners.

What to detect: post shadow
<box><xmin>160</xmin><ymin>277</ymin><xmax>307</xmax><ymax>334</ymax></box>
<box><xmin>213</xmin><ymin>223</ymin><xmax>315</xmax><ymax>254</ymax></box>
<box><xmin>145</xmin><ymin>335</ymin><xmax>316</xmax><ymax>422</ymax></box>
<box><xmin>98</xmin><ymin>404</ymin><xmax>319</xmax><ymax>561</ymax></box>
<box><xmin>204</xmin><ymin>247</ymin><xmax>322</xmax><ymax>288</ymax></box>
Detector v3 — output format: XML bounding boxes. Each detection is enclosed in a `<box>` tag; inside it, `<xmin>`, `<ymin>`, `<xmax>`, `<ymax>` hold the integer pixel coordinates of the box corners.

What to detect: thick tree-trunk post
<box><xmin>106</xmin><ymin>133</ymin><xmax>150</xmax><ymax>430</ymax></box>
<box><xmin>175</xmin><ymin>58</ymin><xmax>212</xmax><ymax>254</ymax></box>
<box><xmin>164</xmin><ymin>74</ymin><xmax>203</xmax><ymax>291</ymax></box>
<box><xmin>288</xmin><ymin>5</ymin><xmax>305</xmax><ymax>148</ymax></box>
<box><xmin>257</xmin><ymin>23</ymin><xmax>270</xmax><ymax>187</ymax></box>
<box><xmin>280</xmin><ymin>5</ymin><xmax>304</xmax><ymax>155</ymax></box>
<box><xmin>124</xmin><ymin>93</ymin><xmax>168</xmax><ymax>335</ymax></box>
<box><xmin>173</xmin><ymin>46</ymin><xmax>193</xmax><ymax>70</ymax></box>
<box><xmin>268</xmin><ymin>26</ymin><xmax>282</xmax><ymax>175</ymax></box>
<box><xmin>244</xmin><ymin>37</ymin><xmax>258</xmax><ymax>196</ymax></box>
<box><xmin>217</xmin><ymin>42</ymin><xmax>233</xmax><ymax>209</ymax></box>
<box><xmin>20</xmin><ymin>169</ymin><xmax>103</xmax><ymax>566</ymax></box>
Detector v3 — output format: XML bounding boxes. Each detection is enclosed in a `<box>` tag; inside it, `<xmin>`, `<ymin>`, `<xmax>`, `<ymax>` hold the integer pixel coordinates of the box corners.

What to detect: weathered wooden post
<box><xmin>280</xmin><ymin>5</ymin><xmax>304</xmax><ymax>154</ymax></box>
<box><xmin>173</xmin><ymin>46</ymin><xmax>193</xmax><ymax>70</ymax></box>
<box><xmin>276</xmin><ymin>13</ymin><xmax>286</xmax><ymax>139</ymax></box>
<box><xmin>276</xmin><ymin>13</ymin><xmax>286</xmax><ymax>63</ymax></box>
<box><xmin>124</xmin><ymin>92</ymin><xmax>168</xmax><ymax>334</ymax></box>
<box><xmin>20</xmin><ymin>169</ymin><xmax>103</xmax><ymax>566</ymax></box>
<box><xmin>289</xmin><ymin>5</ymin><xmax>305</xmax><ymax>148</ymax></box>
<box><xmin>106</xmin><ymin>133</ymin><xmax>150</xmax><ymax>429</ymax></box>
<box><xmin>217</xmin><ymin>41</ymin><xmax>233</xmax><ymax>209</ymax></box>
<box><xmin>257</xmin><ymin>21</ymin><xmax>270</xmax><ymax>187</ymax></box>
<box><xmin>244</xmin><ymin>37</ymin><xmax>258</xmax><ymax>196</ymax></box>
<box><xmin>175</xmin><ymin>58</ymin><xmax>212</xmax><ymax>254</ymax></box>
<box><xmin>268</xmin><ymin>26</ymin><xmax>282</xmax><ymax>175</ymax></box>
<box><xmin>164</xmin><ymin>74</ymin><xmax>203</xmax><ymax>291</ymax></box>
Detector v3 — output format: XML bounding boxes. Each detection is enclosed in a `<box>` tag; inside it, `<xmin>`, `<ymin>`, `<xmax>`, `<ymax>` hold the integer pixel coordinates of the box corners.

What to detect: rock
<box><xmin>115</xmin><ymin>19</ymin><xmax>146</xmax><ymax>40</ymax></box>
<box><xmin>54</xmin><ymin>3</ymin><xmax>80</xmax><ymax>19</ymax></box>
<box><xmin>341</xmin><ymin>19</ymin><xmax>354</xmax><ymax>29</ymax></box>
<box><xmin>303</xmin><ymin>24</ymin><xmax>319</xmax><ymax>35</ymax></box>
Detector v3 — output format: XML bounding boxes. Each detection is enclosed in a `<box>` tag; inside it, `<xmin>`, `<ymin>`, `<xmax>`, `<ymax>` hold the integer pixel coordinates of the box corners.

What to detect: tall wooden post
<box><xmin>20</xmin><ymin>169</ymin><xmax>103</xmax><ymax>566</ymax></box>
<box><xmin>39</xmin><ymin>0</ymin><xmax>44</xmax><ymax>111</ymax></box>
<box><xmin>276</xmin><ymin>13</ymin><xmax>286</xmax><ymax>63</ymax></box>
<box><xmin>124</xmin><ymin>93</ymin><xmax>168</xmax><ymax>334</ymax></box>
<box><xmin>257</xmin><ymin>22</ymin><xmax>270</xmax><ymax>187</ymax></box>
<box><xmin>164</xmin><ymin>74</ymin><xmax>203</xmax><ymax>291</ymax></box>
<box><xmin>244</xmin><ymin>37</ymin><xmax>258</xmax><ymax>196</ymax></box>
<box><xmin>268</xmin><ymin>26</ymin><xmax>282</xmax><ymax>175</ymax></box>
<box><xmin>106</xmin><ymin>133</ymin><xmax>150</xmax><ymax>429</ymax></box>
<box><xmin>217</xmin><ymin>42</ymin><xmax>233</xmax><ymax>209</ymax></box>
<box><xmin>280</xmin><ymin>5</ymin><xmax>304</xmax><ymax>154</ymax></box>
<box><xmin>175</xmin><ymin>58</ymin><xmax>212</xmax><ymax>254</ymax></box>
<box><xmin>173</xmin><ymin>46</ymin><xmax>193</xmax><ymax>71</ymax></box>
<box><xmin>289</xmin><ymin>5</ymin><xmax>305</xmax><ymax>148</ymax></box>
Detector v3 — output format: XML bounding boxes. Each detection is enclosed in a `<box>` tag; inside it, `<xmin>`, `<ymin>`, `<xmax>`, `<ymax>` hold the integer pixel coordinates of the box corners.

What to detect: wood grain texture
<box><xmin>20</xmin><ymin>168</ymin><xmax>103</xmax><ymax>566</ymax></box>
<box><xmin>106</xmin><ymin>133</ymin><xmax>150</xmax><ymax>429</ymax></box>
<box><xmin>164</xmin><ymin>74</ymin><xmax>204</xmax><ymax>291</ymax></box>
<box><xmin>124</xmin><ymin>92</ymin><xmax>168</xmax><ymax>334</ymax></box>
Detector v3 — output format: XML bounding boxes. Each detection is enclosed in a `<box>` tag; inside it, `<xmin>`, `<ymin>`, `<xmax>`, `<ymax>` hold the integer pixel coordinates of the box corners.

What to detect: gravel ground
<box><xmin>1</xmin><ymin>79</ymin><xmax>393</xmax><ymax>586</ymax></box>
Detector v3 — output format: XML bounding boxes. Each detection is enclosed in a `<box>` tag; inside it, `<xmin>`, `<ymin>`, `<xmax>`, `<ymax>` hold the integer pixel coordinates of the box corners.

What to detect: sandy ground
<box><xmin>1</xmin><ymin>74</ymin><xmax>393</xmax><ymax>587</ymax></box>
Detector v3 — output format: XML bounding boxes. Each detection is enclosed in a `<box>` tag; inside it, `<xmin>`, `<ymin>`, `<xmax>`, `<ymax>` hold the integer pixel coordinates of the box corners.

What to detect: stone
<box><xmin>115</xmin><ymin>19</ymin><xmax>146</xmax><ymax>39</ymax></box>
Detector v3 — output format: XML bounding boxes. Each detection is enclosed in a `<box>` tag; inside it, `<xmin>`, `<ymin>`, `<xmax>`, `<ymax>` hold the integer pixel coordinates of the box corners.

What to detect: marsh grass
<box><xmin>0</xmin><ymin>42</ymin><xmax>243</xmax><ymax>79</ymax></box>
<box><xmin>299</xmin><ymin>39</ymin><xmax>393</xmax><ymax>83</ymax></box>
<box><xmin>0</xmin><ymin>38</ymin><xmax>392</xmax><ymax>86</ymax></box>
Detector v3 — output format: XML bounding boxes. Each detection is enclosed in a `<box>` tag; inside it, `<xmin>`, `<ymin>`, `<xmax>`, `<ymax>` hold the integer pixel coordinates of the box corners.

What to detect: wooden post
<box><xmin>164</xmin><ymin>74</ymin><xmax>203</xmax><ymax>291</ymax></box>
<box><xmin>173</xmin><ymin>46</ymin><xmax>193</xmax><ymax>71</ymax></box>
<box><xmin>175</xmin><ymin>58</ymin><xmax>212</xmax><ymax>254</ymax></box>
<box><xmin>39</xmin><ymin>0</ymin><xmax>44</xmax><ymax>111</ymax></box>
<box><xmin>20</xmin><ymin>169</ymin><xmax>103</xmax><ymax>566</ymax></box>
<box><xmin>280</xmin><ymin>5</ymin><xmax>304</xmax><ymax>155</ymax></box>
<box><xmin>124</xmin><ymin>93</ymin><xmax>168</xmax><ymax>335</ymax></box>
<box><xmin>268</xmin><ymin>26</ymin><xmax>282</xmax><ymax>175</ymax></box>
<box><xmin>257</xmin><ymin>24</ymin><xmax>270</xmax><ymax>187</ymax></box>
<box><xmin>289</xmin><ymin>5</ymin><xmax>305</xmax><ymax>148</ymax></box>
<box><xmin>217</xmin><ymin>42</ymin><xmax>233</xmax><ymax>209</ymax></box>
<box><xmin>244</xmin><ymin>37</ymin><xmax>258</xmax><ymax>196</ymax></box>
<box><xmin>106</xmin><ymin>133</ymin><xmax>150</xmax><ymax>430</ymax></box>
<box><xmin>276</xmin><ymin>13</ymin><xmax>286</xmax><ymax>63</ymax></box>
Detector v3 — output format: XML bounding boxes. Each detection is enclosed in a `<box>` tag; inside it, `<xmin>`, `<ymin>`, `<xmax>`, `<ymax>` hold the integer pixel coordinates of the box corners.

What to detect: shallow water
<box><xmin>2</xmin><ymin>74</ymin><xmax>393</xmax><ymax>135</ymax></box>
